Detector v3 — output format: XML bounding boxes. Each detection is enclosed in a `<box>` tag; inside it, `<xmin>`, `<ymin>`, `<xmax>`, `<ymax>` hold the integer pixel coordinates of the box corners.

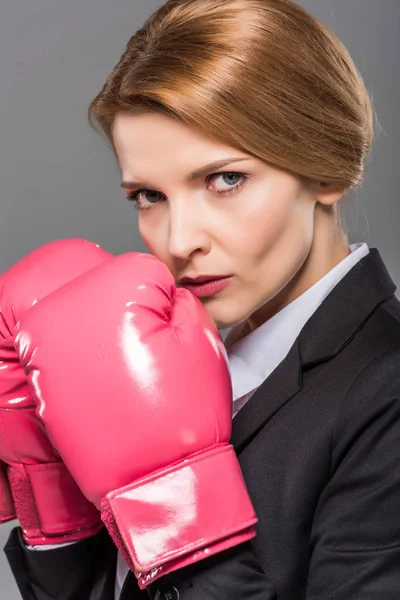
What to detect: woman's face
<box><xmin>113</xmin><ymin>112</ymin><xmax>346</xmax><ymax>329</ymax></box>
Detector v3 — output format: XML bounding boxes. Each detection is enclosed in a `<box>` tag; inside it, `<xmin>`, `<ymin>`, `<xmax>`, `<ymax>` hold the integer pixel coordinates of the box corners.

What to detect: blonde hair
<box><xmin>89</xmin><ymin>0</ymin><xmax>374</xmax><ymax>190</ymax></box>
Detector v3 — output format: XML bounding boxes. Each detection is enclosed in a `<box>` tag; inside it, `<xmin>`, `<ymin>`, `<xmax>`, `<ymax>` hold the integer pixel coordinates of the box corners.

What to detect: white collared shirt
<box><xmin>115</xmin><ymin>241</ymin><xmax>370</xmax><ymax>597</ymax></box>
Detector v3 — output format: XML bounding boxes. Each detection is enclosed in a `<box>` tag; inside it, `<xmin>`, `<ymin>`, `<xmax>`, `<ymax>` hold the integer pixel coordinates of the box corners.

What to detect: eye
<box><xmin>207</xmin><ymin>172</ymin><xmax>248</xmax><ymax>195</ymax></box>
<box><xmin>126</xmin><ymin>189</ymin><xmax>165</xmax><ymax>210</ymax></box>
<box><xmin>125</xmin><ymin>171</ymin><xmax>249</xmax><ymax>211</ymax></box>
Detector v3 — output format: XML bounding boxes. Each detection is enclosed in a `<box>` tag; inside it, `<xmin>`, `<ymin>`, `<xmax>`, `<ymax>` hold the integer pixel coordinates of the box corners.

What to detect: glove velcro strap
<box><xmin>134</xmin><ymin>526</ymin><xmax>257</xmax><ymax>589</ymax></box>
<box><xmin>0</xmin><ymin>462</ymin><xmax>16</xmax><ymax>522</ymax></box>
<box><xmin>8</xmin><ymin>462</ymin><xmax>101</xmax><ymax>545</ymax></box>
<box><xmin>102</xmin><ymin>444</ymin><xmax>257</xmax><ymax>575</ymax></box>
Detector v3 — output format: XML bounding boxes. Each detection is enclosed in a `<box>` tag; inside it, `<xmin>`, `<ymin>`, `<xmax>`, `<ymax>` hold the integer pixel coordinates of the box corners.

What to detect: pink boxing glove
<box><xmin>0</xmin><ymin>238</ymin><xmax>112</xmax><ymax>545</ymax></box>
<box><xmin>15</xmin><ymin>252</ymin><xmax>257</xmax><ymax>588</ymax></box>
<box><xmin>0</xmin><ymin>460</ymin><xmax>15</xmax><ymax>523</ymax></box>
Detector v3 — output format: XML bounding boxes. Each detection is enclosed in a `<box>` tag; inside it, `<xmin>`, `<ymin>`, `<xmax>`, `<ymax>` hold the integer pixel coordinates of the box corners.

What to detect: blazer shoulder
<box><xmin>357</xmin><ymin>294</ymin><xmax>400</xmax><ymax>357</ymax></box>
<box><xmin>334</xmin><ymin>335</ymin><xmax>400</xmax><ymax>447</ymax></box>
<box><xmin>380</xmin><ymin>294</ymin><xmax>400</xmax><ymax>329</ymax></box>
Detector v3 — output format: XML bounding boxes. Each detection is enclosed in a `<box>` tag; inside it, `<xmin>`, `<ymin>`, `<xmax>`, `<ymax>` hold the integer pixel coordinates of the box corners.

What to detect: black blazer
<box><xmin>4</xmin><ymin>247</ymin><xmax>400</xmax><ymax>600</ymax></box>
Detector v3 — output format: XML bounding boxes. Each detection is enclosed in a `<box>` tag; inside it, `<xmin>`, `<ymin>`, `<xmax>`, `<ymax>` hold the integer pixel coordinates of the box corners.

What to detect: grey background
<box><xmin>1</xmin><ymin>1</ymin><xmax>399</xmax><ymax>598</ymax></box>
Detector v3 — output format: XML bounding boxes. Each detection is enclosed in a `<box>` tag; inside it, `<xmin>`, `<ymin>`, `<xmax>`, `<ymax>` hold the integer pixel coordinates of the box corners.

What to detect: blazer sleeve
<box><xmin>3</xmin><ymin>525</ymin><xmax>118</xmax><ymax>600</ymax></box>
<box><xmin>305</xmin><ymin>348</ymin><xmax>400</xmax><ymax>599</ymax></box>
<box><xmin>146</xmin><ymin>542</ymin><xmax>277</xmax><ymax>600</ymax></box>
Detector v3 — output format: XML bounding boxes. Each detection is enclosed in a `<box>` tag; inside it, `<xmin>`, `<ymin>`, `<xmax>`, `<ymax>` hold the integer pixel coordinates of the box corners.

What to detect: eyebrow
<box><xmin>120</xmin><ymin>157</ymin><xmax>251</xmax><ymax>191</ymax></box>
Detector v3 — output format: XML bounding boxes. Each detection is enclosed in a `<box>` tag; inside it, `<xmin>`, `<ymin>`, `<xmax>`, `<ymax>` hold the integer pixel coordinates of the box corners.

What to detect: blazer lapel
<box><xmin>231</xmin><ymin>248</ymin><xmax>397</xmax><ymax>454</ymax></box>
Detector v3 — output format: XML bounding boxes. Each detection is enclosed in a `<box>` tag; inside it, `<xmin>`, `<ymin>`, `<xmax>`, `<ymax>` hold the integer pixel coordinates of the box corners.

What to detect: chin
<box><xmin>201</xmin><ymin>297</ymin><xmax>249</xmax><ymax>330</ymax></box>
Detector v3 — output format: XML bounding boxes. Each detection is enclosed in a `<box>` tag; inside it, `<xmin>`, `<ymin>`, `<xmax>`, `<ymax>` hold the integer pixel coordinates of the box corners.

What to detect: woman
<box><xmin>2</xmin><ymin>0</ymin><xmax>400</xmax><ymax>599</ymax></box>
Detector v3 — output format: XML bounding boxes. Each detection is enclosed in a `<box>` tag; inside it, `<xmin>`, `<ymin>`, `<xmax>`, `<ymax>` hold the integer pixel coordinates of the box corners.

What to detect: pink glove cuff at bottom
<box><xmin>8</xmin><ymin>462</ymin><xmax>102</xmax><ymax>545</ymax></box>
<box><xmin>134</xmin><ymin>526</ymin><xmax>256</xmax><ymax>589</ymax></box>
<box><xmin>101</xmin><ymin>444</ymin><xmax>258</xmax><ymax>589</ymax></box>
<box><xmin>0</xmin><ymin>462</ymin><xmax>16</xmax><ymax>523</ymax></box>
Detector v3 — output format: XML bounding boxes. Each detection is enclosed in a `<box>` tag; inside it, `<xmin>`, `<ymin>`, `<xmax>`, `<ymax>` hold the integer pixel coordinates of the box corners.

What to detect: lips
<box><xmin>180</xmin><ymin>275</ymin><xmax>221</xmax><ymax>283</ymax></box>
<box><xmin>179</xmin><ymin>276</ymin><xmax>232</xmax><ymax>298</ymax></box>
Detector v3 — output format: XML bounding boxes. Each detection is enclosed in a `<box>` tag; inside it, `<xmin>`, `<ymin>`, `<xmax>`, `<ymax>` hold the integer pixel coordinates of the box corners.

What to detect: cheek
<box><xmin>229</xmin><ymin>191</ymin><xmax>315</xmax><ymax>300</ymax></box>
<box><xmin>138</xmin><ymin>217</ymin><xmax>163</xmax><ymax>256</ymax></box>
<box><xmin>137</xmin><ymin>214</ymin><xmax>174</xmax><ymax>269</ymax></box>
<box><xmin>230</xmin><ymin>192</ymin><xmax>297</xmax><ymax>261</ymax></box>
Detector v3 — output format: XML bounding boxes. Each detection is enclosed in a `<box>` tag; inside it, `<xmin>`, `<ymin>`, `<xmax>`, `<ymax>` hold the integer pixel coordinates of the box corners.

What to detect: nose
<box><xmin>168</xmin><ymin>198</ymin><xmax>211</xmax><ymax>260</ymax></box>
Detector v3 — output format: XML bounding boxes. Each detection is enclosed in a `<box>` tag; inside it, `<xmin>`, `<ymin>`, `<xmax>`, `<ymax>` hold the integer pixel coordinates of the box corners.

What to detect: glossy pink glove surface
<box><xmin>16</xmin><ymin>252</ymin><xmax>257</xmax><ymax>588</ymax></box>
<box><xmin>0</xmin><ymin>238</ymin><xmax>112</xmax><ymax>545</ymax></box>
<box><xmin>0</xmin><ymin>460</ymin><xmax>15</xmax><ymax>523</ymax></box>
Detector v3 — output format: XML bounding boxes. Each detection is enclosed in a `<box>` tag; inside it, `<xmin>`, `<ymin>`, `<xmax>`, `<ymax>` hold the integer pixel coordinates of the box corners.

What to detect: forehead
<box><xmin>112</xmin><ymin>112</ymin><xmax>242</xmax><ymax>174</ymax></box>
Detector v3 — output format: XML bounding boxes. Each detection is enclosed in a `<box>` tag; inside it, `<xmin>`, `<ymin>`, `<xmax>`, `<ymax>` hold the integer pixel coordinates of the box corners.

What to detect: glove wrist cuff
<box><xmin>8</xmin><ymin>462</ymin><xmax>102</xmax><ymax>545</ymax></box>
<box><xmin>0</xmin><ymin>463</ymin><xmax>16</xmax><ymax>523</ymax></box>
<box><xmin>102</xmin><ymin>444</ymin><xmax>257</xmax><ymax>587</ymax></box>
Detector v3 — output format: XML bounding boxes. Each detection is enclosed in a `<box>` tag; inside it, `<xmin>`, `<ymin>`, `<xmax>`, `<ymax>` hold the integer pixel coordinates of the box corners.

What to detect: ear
<box><xmin>312</xmin><ymin>181</ymin><xmax>346</xmax><ymax>206</ymax></box>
